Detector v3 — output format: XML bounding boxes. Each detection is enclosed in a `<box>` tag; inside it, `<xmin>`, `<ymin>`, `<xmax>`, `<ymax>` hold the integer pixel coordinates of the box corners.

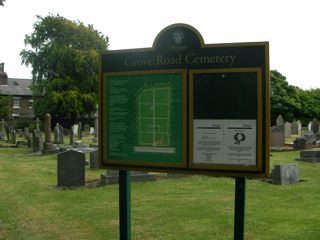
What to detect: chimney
<box><xmin>0</xmin><ymin>63</ymin><xmax>8</xmax><ymax>85</ymax></box>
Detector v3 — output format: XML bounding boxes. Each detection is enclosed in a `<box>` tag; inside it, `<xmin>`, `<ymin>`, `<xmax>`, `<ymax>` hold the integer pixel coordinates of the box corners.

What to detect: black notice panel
<box><xmin>193</xmin><ymin>71</ymin><xmax>258</xmax><ymax>119</ymax></box>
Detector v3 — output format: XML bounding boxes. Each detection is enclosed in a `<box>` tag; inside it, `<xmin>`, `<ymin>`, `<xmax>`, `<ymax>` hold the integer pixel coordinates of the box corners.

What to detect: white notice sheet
<box><xmin>193</xmin><ymin>119</ymin><xmax>256</xmax><ymax>166</ymax></box>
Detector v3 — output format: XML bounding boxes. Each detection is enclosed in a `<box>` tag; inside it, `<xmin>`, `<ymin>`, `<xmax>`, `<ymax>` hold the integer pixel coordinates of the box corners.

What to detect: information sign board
<box><xmin>99</xmin><ymin>23</ymin><xmax>269</xmax><ymax>177</ymax></box>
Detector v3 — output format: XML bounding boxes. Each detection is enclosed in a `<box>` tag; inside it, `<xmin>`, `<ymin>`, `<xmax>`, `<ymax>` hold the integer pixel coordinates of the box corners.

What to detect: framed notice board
<box><xmin>99</xmin><ymin>23</ymin><xmax>270</xmax><ymax>178</ymax></box>
<box><xmin>189</xmin><ymin>68</ymin><xmax>263</xmax><ymax>172</ymax></box>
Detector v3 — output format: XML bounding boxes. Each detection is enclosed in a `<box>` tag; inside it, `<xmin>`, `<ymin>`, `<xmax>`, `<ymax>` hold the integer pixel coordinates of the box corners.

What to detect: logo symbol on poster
<box><xmin>173</xmin><ymin>31</ymin><xmax>184</xmax><ymax>45</ymax></box>
<box><xmin>234</xmin><ymin>133</ymin><xmax>246</xmax><ymax>145</ymax></box>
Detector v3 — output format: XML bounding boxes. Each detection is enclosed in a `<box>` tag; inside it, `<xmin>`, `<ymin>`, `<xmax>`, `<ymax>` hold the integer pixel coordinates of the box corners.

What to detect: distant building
<box><xmin>0</xmin><ymin>63</ymin><xmax>34</xmax><ymax>119</ymax></box>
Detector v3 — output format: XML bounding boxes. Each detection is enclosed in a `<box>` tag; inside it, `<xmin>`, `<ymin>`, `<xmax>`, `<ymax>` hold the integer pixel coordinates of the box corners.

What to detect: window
<box><xmin>13</xmin><ymin>97</ymin><xmax>20</xmax><ymax>109</ymax></box>
<box><xmin>29</xmin><ymin>99</ymin><xmax>33</xmax><ymax>108</ymax></box>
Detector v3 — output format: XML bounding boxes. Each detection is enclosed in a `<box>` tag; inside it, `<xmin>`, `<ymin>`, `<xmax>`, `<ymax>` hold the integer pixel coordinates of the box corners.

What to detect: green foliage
<box><xmin>270</xmin><ymin>70</ymin><xmax>300</xmax><ymax>124</ymax></box>
<box><xmin>270</xmin><ymin>70</ymin><xmax>320</xmax><ymax>125</ymax></box>
<box><xmin>0</xmin><ymin>95</ymin><xmax>11</xmax><ymax>119</ymax></box>
<box><xmin>20</xmin><ymin>14</ymin><xmax>108</xmax><ymax>126</ymax></box>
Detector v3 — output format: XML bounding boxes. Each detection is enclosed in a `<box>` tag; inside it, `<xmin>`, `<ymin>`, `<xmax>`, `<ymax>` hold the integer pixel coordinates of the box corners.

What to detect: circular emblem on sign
<box><xmin>172</xmin><ymin>30</ymin><xmax>184</xmax><ymax>45</ymax></box>
<box><xmin>234</xmin><ymin>133</ymin><xmax>246</xmax><ymax>145</ymax></box>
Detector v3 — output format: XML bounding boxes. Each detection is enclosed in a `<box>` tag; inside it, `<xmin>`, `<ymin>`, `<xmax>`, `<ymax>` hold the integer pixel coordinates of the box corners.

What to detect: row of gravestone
<box><xmin>0</xmin><ymin>116</ymin><xmax>98</xmax><ymax>154</ymax></box>
<box><xmin>272</xmin><ymin>115</ymin><xmax>320</xmax><ymax>147</ymax></box>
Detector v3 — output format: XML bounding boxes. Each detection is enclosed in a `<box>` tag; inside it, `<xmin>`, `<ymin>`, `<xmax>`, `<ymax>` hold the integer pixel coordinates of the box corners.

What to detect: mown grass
<box><xmin>0</xmin><ymin>141</ymin><xmax>320</xmax><ymax>240</ymax></box>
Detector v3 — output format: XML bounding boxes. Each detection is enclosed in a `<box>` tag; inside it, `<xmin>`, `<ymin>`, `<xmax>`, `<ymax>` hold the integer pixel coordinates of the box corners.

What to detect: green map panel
<box><xmin>105</xmin><ymin>73</ymin><xmax>184</xmax><ymax>164</ymax></box>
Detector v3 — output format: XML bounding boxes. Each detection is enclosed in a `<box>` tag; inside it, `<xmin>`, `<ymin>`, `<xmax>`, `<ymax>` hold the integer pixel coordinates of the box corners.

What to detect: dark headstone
<box><xmin>271</xmin><ymin>164</ymin><xmax>299</xmax><ymax>185</ymax></box>
<box><xmin>78</xmin><ymin>122</ymin><xmax>82</xmax><ymax>140</ymax></box>
<box><xmin>16</xmin><ymin>141</ymin><xmax>27</xmax><ymax>148</ymax></box>
<box><xmin>292</xmin><ymin>120</ymin><xmax>298</xmax><ymax>135</ymax></box>
<box><xmin>57</xmin><ymin>150</ymin><xmax>85</xmax><ymax>187</ymax></box>
<box><xmin>32</xmin><ymin>129</ymin><xmax>43</xmax><ymax>152</ymax></box>
<box><xmin>311</xmin><ymin>118</ymin><xmax>319</xmax><ymax>134</ymax></box>
<box><xmin>299</xmin><ymin>149</ymin><xmax>320</xmax><ymax>162</ymax></box>
<box><xmin>90</xmin><ymin>150</ymin><xmax>99</xmax><ymax>170</ymax></box>
<box><xmin>70</xmin><ymin>126</ymin><xmax>74</xmax><ymax>146</ymax></box>
<box><xmin>293</xmin><ymin>137</ymin><xmax>306</xmax><ymax>150</ymax></box>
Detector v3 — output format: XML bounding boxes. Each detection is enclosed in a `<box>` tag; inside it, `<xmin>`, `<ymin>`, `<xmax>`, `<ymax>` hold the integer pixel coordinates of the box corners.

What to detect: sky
<box><xmin>0</xmin><ymin>0</ymin><xmax>319</xmax><ymax>89</ymax></box>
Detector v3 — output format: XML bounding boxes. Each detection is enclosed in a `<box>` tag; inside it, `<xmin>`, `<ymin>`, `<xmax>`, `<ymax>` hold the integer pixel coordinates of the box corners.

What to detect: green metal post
<box><xmin>234</xmin><ymin>177</ymin><xmax>246</xmax><ymax>240</ymax></box>
<box><xmin>119</xmin><ymin>170</ymin><xmax>131</xmax><ymax>240</ymax></box>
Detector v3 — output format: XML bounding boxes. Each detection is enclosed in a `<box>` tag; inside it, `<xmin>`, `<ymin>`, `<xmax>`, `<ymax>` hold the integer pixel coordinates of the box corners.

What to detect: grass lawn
<box><xmin>1</xmin><ymin>139</ymin><xmax>320</xmax><ymax>240</ymax></box>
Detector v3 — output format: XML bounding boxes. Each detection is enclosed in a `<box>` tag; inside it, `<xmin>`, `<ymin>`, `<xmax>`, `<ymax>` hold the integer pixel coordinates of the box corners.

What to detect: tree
<box><xmin>270</xmin><ymin>70</ymin><xmax>301</xmax><ymax>124</ymax></box>
<box><xmin>20</xmin><ymin>14</ymin><xmax>108</xmax><ymax>127</ymax></box>
<box><xmin>0</xmin><ymin>96</ymin><xmax>11</xmax><ymax>119</ymax></box>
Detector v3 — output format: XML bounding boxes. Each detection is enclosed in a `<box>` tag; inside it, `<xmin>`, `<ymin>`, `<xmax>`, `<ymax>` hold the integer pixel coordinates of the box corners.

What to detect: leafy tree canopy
<box><xmin>0</xmin><ymin>96</ymin><xmax>11</xmax><ymax>119</ymax></box>
<box><xmin>270</xmin><ymin>70</ymin><xmax>320</xmax><ymax>125</ymax></box>
<box><xmin>20</xmin><ymin>14</ymin><xmax>109</xmax><ymax>126</ymax></box>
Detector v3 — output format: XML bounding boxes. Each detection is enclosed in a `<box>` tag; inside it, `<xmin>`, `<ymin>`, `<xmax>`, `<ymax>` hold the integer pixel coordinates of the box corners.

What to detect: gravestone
<box><xmin>270</xmin><ymin>125</ymin><xmax>285</xmax><ymax>146</ymax></box>
<box><xmin>90</xmin><ymin>127</ymin><xmax>95</xmax><ymax>135</ymax></box>
<box><xmin>100</xmin><ymin>170</ymin><xmax>156</xmax><ymax>185</ymax></box>
<box><xmin>311</xmin><ymin>118</ymin><xmax>319</xmax><ymax>134</ymax></box>
<box><xmin>70</xmin><ymin>126</ymin><xmax>74</xmax><ymax>146</ymax></box>
<box><xmin>72</xmin><ymin>124</ymin><xmax>78</xmax><ymax>136</ymax></box>
<box><xmin>43</xmin><ymin>113</ymin><xmax>55</xmax><ymax>153</ymax></box>
<box><xmin>276</xmin><ymin>114</ymin><xmax>284</xmax><ymax>126</ymax></box>
<box><xmin>78</xmin><ymin>122</ymin><xmax>82</xmax><ymax>140</ymax></box>
<box><xmin>308</xmin><ymin>121</ymin><xmax>312</xmax><ymax>131</ymax></box>
<box><xmin>84</xmin><ymin>124</ymin><xmax>90</xmax><ymax>133</ymax></box>
<box><xmin>59</xmin><ymin>127</ymin><xmax>64</xmax><ymax>144</ymax></box>
<box><xmin>271</xmin><ymin>163</ymin><xmax>299</xmax><ymax>185</ymax></box>
<box><xmin>90</xmin><ymin>150</ymin><xmax>99</xmax><ymax>170</ymax></box>
<box><xmin>299</xmin><ymin>149</ymin><xmax>320</xmax><ymax>162</ymax></box>
<box><xmin>32</xmin><ymin>129</ymin><xmax>43</xmax><ymax>152</ymax></box>
<box><xmin>54</xmin><ymin>123</ymin><xmax>60</xmax><ymax>143</ymax></box>
<box><xmin>303</xmin><ymin>132</ymin><xmax>317</xmax><ymax>145</ymax></box>
<box><xmin>293</xmin><ymin>137</ymin><xmax>306</xmax><ymax>150</ymax></box>
<box><xmin>297</xmin><ymin>120</ymin><xmax>302</xmax><ymax>136</ymax></box>
<box><xmin>292</xmin><ymin>120</ymin><xmax>298</xmax><ymax>135</ymax></box>
<box><xmin>26</xmin><ymin>133</ymin><xmax>32</xmax><ymax>148</ymax></box>
<box><xmin>24</xmin><ymin>127</ymin><xmax>29</xmax><ymax>139</ymax></box>
<box><xmin>57</xmin><ymin>150</ymin><xmax>85</xmax><ymax>187</ymax></box>
<box><xmin>284</xmin><ymin>122</ymin><xmax>292</xmax><ymax>138</ymax></box>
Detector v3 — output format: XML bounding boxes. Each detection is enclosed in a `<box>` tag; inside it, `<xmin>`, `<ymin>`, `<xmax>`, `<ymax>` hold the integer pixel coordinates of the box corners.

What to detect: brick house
<box><xmin>0</xmin><ymin>63</ymin><xmax>34</xmax><ymax>119</ymax></box>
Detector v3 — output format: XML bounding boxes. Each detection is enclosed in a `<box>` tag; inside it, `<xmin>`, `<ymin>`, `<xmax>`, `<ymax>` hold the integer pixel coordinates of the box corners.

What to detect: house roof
<box><xmin>0</xmin><ymin>78</ymin><xmax>33</xmax><ymax>96</ymax></box>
